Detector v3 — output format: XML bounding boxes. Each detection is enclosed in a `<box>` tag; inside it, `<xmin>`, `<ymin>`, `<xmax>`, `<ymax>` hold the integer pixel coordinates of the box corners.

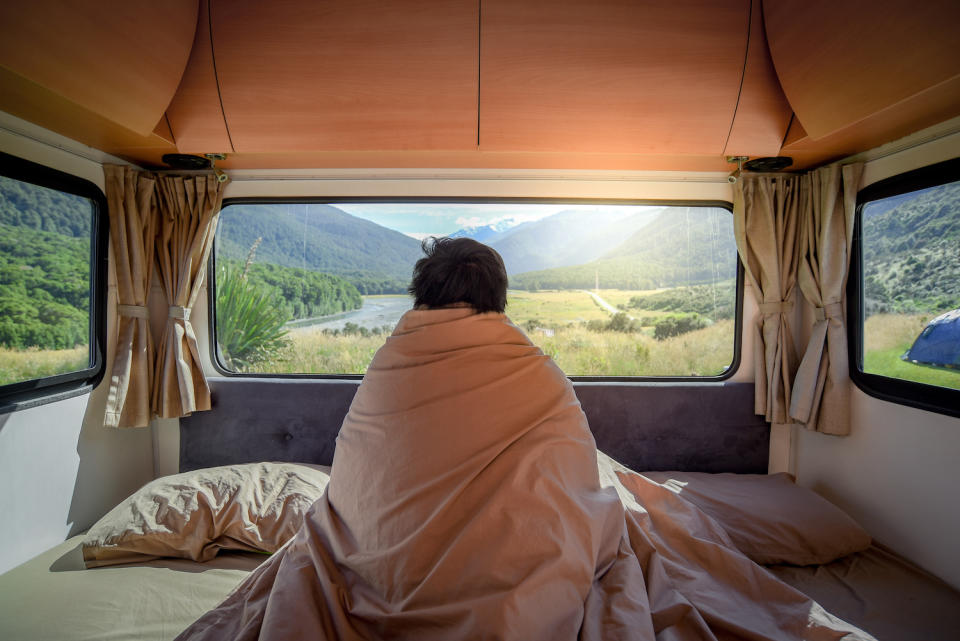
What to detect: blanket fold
<box><xmin>177</xmin><ymin>309</ymin><xmax>872</xmax><ymax>641</ymax></box>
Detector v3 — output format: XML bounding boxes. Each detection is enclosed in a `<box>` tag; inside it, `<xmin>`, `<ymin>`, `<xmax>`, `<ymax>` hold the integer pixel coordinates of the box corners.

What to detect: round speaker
<box><xmin>160</xmin><ymin>154</ymin><xmax>211</xmax><ymax>170</ymax></box>
<box><xmin>743</xmin><ymin>156</ymin><xmax>793</xmax><ymax>172</ymax></box>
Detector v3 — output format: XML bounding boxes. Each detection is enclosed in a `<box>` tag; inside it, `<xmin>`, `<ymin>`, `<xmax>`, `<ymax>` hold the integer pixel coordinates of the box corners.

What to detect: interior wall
<box><xmin>792</xmin><ymin>130</ymin><xmax>960</xmax><ymax>590</ymax></box>
<box><xmin>0</xmin><ymin>113</ymin><xmax>155</xmax><ymax>574</ymax></box>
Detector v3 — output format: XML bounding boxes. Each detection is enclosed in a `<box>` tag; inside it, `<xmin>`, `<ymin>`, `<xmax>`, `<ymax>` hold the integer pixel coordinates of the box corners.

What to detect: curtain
<box><xmin>151</xmin><ymin>174</ymin><xmax>227</xmax><ymax>419</ymax></box>
<box><xmin>103</xmin><ymin>165</ymin><xmax>158</xmax><ymax>428</ymax></box>
<box><xmin>733</xmin><ymin>175</ymin><xmax>806</xmax><ymax>425</ymax></box>
<box><xmin>790</xmin><ymin>163</ymin><xmax>864</xmax><ymax>435</ymax></box>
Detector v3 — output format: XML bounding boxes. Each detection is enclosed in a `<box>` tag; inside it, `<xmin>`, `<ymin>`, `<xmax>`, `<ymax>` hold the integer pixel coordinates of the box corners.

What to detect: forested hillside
<box><xmin>217</xmin><ymin>204</ymin><xmax>421</xmax><ymax>294</ymax></box>
<box><xmin>0</xmin><ymin>175</ymin><xmax>92</xmax><ymax>237</ymax></box>
<box><xmin>0</xmin><ymin>176</ymin><xmax>94</xmax><ymax>350</ymax></box>
<box><xmin>510</xmin><ymin>208</ymin><xmax>736</xmax><ymax>290</ymax></box>
<box><xmin>0</xmin><ymin>223</ymin><xmax>90</xmax><ymax>349</ymax></box>
<box><xmin>862</xmin><ymin>182</ymin><xmax>960</xmax><ymax>314</ymax></box>
<box><xmin>224</xmin><ymin>260</ymin><xmax>363</xmax><ymax>320</ymax></box>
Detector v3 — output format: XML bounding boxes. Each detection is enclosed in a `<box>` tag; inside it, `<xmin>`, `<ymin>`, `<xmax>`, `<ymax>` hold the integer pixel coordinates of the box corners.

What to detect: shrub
<box><xmin>216</xmin><ymin>263</ymin><xmax>290</xmax><ymax>371</ymax></box>
<box><xmin>653</xmin><ymin>313</ymin><xmax>708</xmax><ymax>341</ymax></box>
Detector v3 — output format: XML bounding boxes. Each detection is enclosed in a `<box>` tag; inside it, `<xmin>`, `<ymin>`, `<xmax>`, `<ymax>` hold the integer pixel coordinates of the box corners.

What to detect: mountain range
<box><xmin>508</xmin><ymin>207</ymin><xmax>737</xmax><ymax>291</ymax></box>
<box><xmin>218</xmin><ymin>203</ymin><xmax>738</xmax><ymax>293</ymax></box>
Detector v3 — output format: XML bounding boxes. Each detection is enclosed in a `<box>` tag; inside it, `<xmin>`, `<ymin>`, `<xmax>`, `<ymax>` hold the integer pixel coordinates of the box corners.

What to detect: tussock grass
<box><xmin>0</xmin><ymin>346</ymin><xmax>88</xmax><ymax>386</ymax></box>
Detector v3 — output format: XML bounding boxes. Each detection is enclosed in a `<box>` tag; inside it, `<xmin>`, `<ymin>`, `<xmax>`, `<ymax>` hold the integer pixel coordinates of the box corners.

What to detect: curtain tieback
<box><xmin>169</xmin><ymin>305</ymin><xmax>191</xmax><ymax>321</ymax></box>
<box><xmin>815</xmin><ymin>302</ymin><xmax>843</xmax><ymax>321</ymax></box>
<box><xmin>758</xmin><ymin>300</ymin><xmax>793</xmax><ymax>315</ymax></box>
<box><xmin>118</xmin><ymin>304</ymin><xmax>149</xmax><ymax>318</ymax></box>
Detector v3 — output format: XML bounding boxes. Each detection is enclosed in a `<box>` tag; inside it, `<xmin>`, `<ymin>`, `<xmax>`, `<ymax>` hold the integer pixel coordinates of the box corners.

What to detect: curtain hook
<box><xmin>205</xmin><ymin>153</ymin><xmax>229</xmax><ymax>183</ymax></box>
<box><xmin>726</xmin><ymin>156</ymin><xmax>749</xmax><ymax>183</ymax></box>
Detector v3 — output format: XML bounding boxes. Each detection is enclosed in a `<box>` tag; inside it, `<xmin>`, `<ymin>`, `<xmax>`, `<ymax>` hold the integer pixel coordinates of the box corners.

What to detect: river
<box><xmin>286</xmin><ymin>295</ymin><xmax>413</xmax><ymax>333</ymax></box>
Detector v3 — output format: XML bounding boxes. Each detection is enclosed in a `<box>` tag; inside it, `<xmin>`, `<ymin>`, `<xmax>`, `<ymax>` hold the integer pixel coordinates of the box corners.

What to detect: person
<box><xmin>178</xmin><ymin>236</ymin><xmax>638</xmax><ymax>640</ymax></box>
<box><xmin>407</xmin><ymin>236</ymin><xmax>509</xmax><ymax>313</ymax></box>
<box><xmin>177</xmin><ymin>237</ymin><xmax>870</xmax><ymax>641</ymax></box>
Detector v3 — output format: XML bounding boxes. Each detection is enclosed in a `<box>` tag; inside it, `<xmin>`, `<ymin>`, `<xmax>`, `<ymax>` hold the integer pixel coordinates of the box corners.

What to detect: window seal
<box><xmin>0</xmin><ymin>152</ymin><xmax>108</xmax><ymax>413</ymax></box>
<box><xmin>209</xmin><ymin>197</ymin><xmax>742</xmax><ymax>383</ymax></box>
<box><xmin>847</xmin><ymin>156</ymin><xmax>960</xmax><ymax>420</ymax></box>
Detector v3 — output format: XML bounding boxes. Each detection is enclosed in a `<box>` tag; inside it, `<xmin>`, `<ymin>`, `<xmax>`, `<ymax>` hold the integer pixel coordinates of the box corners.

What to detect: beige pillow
<box><xmin>83</xmin><ymin>462</ymin><xmax>330</xmax><ymax>568</ymax></box>
<box><xmin>642</xmin><ymin>471</ymin><xmax>871</xmax><ymax>565</ymax></box>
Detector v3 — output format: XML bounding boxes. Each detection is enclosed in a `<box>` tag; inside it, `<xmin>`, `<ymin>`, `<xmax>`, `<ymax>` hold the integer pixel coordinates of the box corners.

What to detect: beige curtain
<box><xmin>790</xmin><ymin>163</ymin><xmax>864</xmax><ymax>435</ymax></box>
<box><xmin>103</xmin><ymin>165</ymin><xmax>158</xmax><ymax>428</ymax></box>
<box><xmin>151</xmin><ymin>175</ymin><xmax>227</xmax><ymax>419</ymax></box>
<box><xmin>733</xmin><ymin>175</ymin><xmax>806</xmax><ymax>425</ymax></box>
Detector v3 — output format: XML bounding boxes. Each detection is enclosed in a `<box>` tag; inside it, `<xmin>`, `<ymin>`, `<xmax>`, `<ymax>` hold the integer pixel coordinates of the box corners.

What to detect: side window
<box><xmin>0</xmin><ymin>152</ymin><xmax>106</xmax><ymax>409</ymax></box>
<box><xmin>850</xmin><ymin>157</ymin><xmax>960</xmax><ymax>417</ymax></box>
<box><xmin>211</xmin><ymin>200</ymin><xmax>741</xmax><ymax>380</ymax></box>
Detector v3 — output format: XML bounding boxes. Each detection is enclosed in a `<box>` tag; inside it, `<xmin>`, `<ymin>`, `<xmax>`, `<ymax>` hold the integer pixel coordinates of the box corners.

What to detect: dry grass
<box><xmin>863</xmin><ymin>313</ymin><xmax>929</xmax><ymax>352</ymax></box>
<box><xmin>247</xmin><ymin>319</ymin><xmax>735</xmax><ymax>377</ymax></box>
<box><xmin>0</xmin><ymin>346</ymin><xmax>89</xmax><ymax>386</ymax></box>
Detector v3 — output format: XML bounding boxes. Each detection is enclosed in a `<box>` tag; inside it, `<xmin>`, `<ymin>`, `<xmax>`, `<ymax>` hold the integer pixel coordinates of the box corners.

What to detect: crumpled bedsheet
<box><xmin>177</xmin><ymin>307</ymin><xmax>872</xmax><ymax>641</ymax></box>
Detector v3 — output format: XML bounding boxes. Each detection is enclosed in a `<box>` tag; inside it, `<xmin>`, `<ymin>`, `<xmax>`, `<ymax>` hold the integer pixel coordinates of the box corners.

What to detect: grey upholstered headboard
<box><xmin>180</xmin><ymin>378</ymin><xmax>769</xmax><ymax>473</ymax></box>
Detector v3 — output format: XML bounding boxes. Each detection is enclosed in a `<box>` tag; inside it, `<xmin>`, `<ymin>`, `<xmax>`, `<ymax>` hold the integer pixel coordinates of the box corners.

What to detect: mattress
<box><xmin>0</xmin><ymin>535</ymin><xmax>264</xmax><ymax>641</ymax></box>
<box><xmin>768</xmin><ymin>544</ymin><xmax>960</xmax><ymax>641</ymax></box>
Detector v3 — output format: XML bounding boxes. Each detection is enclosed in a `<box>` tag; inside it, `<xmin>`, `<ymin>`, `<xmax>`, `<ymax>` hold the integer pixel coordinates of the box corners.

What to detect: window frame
<box><xmin>847</xmin><ymin>156</ymin><xmax>960</xmax><ymax>419</ymax></box>
<box><xmin>0</xmin><ymin>152</ymin><xmax>108</xmax><ymax>412</ymax></box>
<box><xmin>209</xmin><ymin>196</ymin><xmax>743</xmax><ymax>382</ymax></box>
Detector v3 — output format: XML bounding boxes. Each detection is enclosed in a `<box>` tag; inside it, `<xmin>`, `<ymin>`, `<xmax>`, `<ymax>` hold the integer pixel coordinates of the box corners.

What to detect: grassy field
<box><xmin>864</xmin><ymin>313</ymin><xmax>959</xmax><ymax>389</ymax></box>
<box><xmin>505</xmin><ymin>289</ymin><xmax>611</xmax><ymax>324</ymax></box>
<box><xmin>0</xmin><ymin>346</ymin><xmax>88</xmax><ymax>386</ymax></box>
<box><xmin>242</xmin><ymin>288</ymin><xmax>735</xmax><ymax>376</ymax></box>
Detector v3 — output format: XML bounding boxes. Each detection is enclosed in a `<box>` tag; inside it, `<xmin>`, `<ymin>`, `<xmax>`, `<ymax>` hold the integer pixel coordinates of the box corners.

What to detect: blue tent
<box><xmin>901</xmin><ymin>308</ymin><xmax>960</xmax><ymax>370</ymax></box>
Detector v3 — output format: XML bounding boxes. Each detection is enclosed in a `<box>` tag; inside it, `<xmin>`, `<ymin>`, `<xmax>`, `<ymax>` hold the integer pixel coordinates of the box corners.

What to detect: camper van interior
<box><xmin>1</xmin><ymin>1</ymin><xmax>959</xmax><ymax>639</ymax></box>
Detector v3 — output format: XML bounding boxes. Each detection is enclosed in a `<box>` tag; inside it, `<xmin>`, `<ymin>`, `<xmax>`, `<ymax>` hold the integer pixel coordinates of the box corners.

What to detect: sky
<box><xmin>334</xmin><ymin>202</ymin><xmax>647</xmax><ymax>239</ymax></box>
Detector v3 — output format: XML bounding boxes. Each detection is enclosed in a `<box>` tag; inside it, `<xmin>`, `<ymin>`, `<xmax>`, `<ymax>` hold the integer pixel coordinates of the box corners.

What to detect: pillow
<box><xmin>641</xmin><ymin>471</ymin><xmax>871</xmax><ymax>565</ymax></box>
<box><xmin>82</xmin><ymin>462</ymin><xmax>331</xmax><ymax>568</ymax></box>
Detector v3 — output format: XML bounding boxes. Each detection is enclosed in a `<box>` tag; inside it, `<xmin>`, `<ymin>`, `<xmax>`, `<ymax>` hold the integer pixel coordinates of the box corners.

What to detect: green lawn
<box><xmin>863</xmin><ymin>313</ymin><xmax>959</xmax><ymax>389</ymax></box>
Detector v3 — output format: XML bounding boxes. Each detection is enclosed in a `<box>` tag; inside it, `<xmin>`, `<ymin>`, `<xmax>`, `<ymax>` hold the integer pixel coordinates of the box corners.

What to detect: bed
<box><xmin>1</xmin><ymin>379</ymin><xmax>958</xmax><ymax>639</ymax></box>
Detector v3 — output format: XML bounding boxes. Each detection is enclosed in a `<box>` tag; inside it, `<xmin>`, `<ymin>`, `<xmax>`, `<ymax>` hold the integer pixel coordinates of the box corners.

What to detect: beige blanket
<box><xmin>177</xmin><ymin>308</ymin><xmax>872</xmax><ymax>640</ymax></box>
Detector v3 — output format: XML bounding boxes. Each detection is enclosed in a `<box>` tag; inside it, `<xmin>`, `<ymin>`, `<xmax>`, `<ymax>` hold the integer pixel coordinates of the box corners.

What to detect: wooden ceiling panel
<box><xmin>764</xmin><ymin>0</ymin><xmax>960</xmax><ymax>141</ymax></box>
<box><xmin>782</xmin><ymin>74</ymin><xmax>960</xmax><ymax>169</ymax></box>
<box><xmin>723</xmin><ymin>0</ymin><xmax>793</xmax><ymax>158</ymax></box>
<box><xmin>479</xmin><ymin>0</ymin><xmax>750</xmax><ymax>154</ymax></box>
<box><xmin>0</xmin><ymin>65</ymin><xmax>177</xmax><ymax>166</ymax></box>
<box><xmin>165</xmin><ymin>0</ymin><xmax>233</xmax><ymax>154</ymax></box>
<box><xmin>210</xmin><ymin>0</ymin><xmax>479</xmax><ymax>153</ymax></box>
<box><xmin>0</xmin><ymin>0</ymin><xmax>198</xmax><ymax>137</ymax></box>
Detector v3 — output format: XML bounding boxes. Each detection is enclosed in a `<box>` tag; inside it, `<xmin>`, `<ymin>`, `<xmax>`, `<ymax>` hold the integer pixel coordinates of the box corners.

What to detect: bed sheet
<box><xmin>767</xmin><ymin>544</ymin><xmax>960</xmax><ymax>641</ymax></box>
<box><xmin>0</xmin><ymin>535</ymin><xmax>264</xmax><ymax>641</ymax></box>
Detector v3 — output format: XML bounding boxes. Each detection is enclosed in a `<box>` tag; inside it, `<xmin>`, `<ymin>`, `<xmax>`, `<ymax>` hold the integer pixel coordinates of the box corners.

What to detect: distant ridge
<box><xmin>510</xmin><ymin>207</ymin><xmax>736</xmax><ymax>290</ymax></box>
<box><xmin>217</xmin><ymin>203</ymin><xmax>422</xmax><ymax>294</ymax></box>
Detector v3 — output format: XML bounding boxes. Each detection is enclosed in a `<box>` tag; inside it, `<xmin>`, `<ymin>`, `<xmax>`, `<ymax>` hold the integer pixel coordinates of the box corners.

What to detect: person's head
<box><xmin>408</xmin><ymin>237</ymin><xmax>508</xmax><ymax>313</ymax></box>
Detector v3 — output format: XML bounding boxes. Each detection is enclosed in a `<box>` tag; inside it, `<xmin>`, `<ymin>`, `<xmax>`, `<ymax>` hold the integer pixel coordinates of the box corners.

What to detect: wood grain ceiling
<box><xmin>0</xmin><ymin>0</ymin><xmax>957</xmax><ymax>172</ymax></box>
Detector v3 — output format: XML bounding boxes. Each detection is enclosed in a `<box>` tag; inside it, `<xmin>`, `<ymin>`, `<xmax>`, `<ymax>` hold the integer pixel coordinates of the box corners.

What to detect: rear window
<box><xmin>211</xmin><ymin>200</ymin><xmax>741</xmax><ymax>379</ymax></box>
<box><xmin>850</xmin><ymin>158</ymin><xmax>960</xmax><ymax>417</ymax></box>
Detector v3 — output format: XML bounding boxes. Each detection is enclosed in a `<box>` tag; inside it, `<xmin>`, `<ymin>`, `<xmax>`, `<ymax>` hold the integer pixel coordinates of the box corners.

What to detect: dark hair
<box><xmin>408</xmin><ymin>237</ymin><xmax>508</xmax><ymax>313</ymax></box>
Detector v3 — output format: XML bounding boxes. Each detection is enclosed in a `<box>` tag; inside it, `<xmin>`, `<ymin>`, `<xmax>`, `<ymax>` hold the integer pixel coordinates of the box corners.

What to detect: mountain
<box><xmin>509</xmin><ymin>207</ymin><xmax>736</xmax><ymax>290</ymax></box>
<box><xmin>217</xmin><ymin>203</ymin><xmax>422</xmax><ymax>294</ymax></box>
<box><xmin>482</xmin><ymin>207</ymin><xmax>664</xmax><ymax>275</ymax></box>
<box><xmin>448</xmin><ymin>219</ymin><xmax>521</xmax><ymax>242</ymax></box>
<box><xmin>861</xmin><ymin>182</ymin><xmax>960</xmax><ymax>314</ymax></box>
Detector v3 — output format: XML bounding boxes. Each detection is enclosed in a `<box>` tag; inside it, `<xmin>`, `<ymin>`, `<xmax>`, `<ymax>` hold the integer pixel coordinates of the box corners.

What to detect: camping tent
<box><xmin>901</xmin><ymin>308</ymin><xmax>960</xmax><ymax>370</ymax></box>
